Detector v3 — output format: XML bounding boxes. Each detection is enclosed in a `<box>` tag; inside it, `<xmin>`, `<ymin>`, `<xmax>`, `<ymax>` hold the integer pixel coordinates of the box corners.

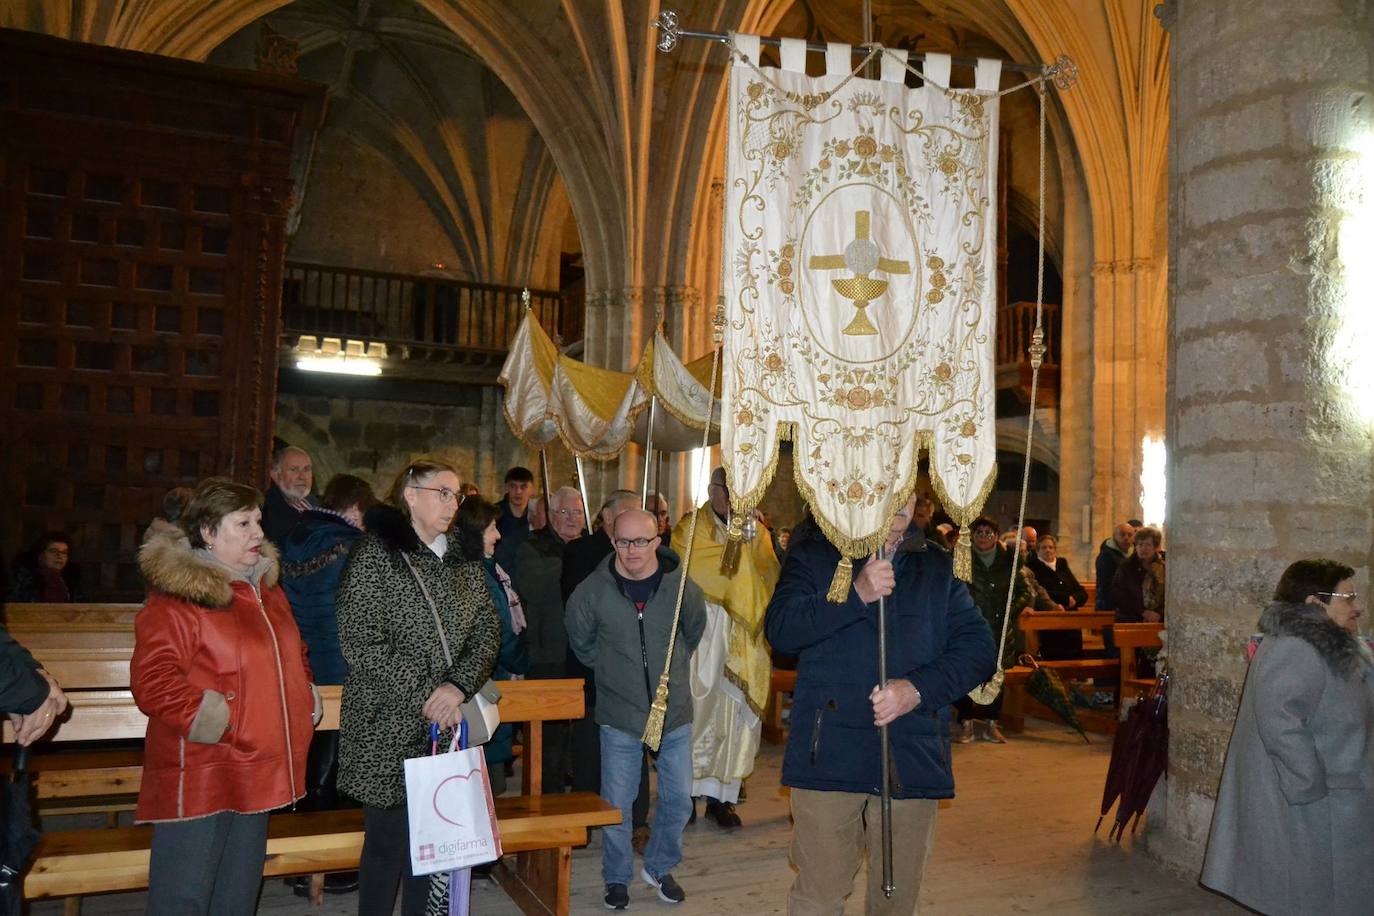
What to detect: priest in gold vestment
<box><xmin>672</xmin><ymin>467</ymin><xmax>780</xmax><ymax>828</ymax></box>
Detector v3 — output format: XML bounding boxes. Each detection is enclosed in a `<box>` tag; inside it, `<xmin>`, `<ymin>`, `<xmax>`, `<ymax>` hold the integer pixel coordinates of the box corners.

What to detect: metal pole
<box><xmin>573</xmin><ymin>455</ymin><xmax>593</xmax><ymax>525</ymax></box>
<box><xmin>538</xmin><ymin>448</ymin><xmax>553</xmax><ymax>515</ymax></box>
<box><xmin>877</xmin><ymin>541</ymin><xmax>895</xmax><ymax>899</ymax></box>
<box><xmin>641</xmin><ymin>395</ymin><xmax>658</xmax><ymax>508</ymax></box>
<box><xmin>651</xmin><ymin>11</ymin><xmax>1046</xmax><ymax>76</ymax></box>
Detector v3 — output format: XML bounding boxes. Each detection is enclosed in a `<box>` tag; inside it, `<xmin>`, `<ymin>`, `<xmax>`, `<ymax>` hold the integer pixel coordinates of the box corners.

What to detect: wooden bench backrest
<box><xmin>4</xmin><ymin>603</ymin><xmax>142</xmax><ymax>628</ymax></box>
<box><xmin>1018</xmin><ymin>610</ymin><xmax>1116</xmax><ymax>657</ymax></box>
<box><xmin>1113</xmin><ymin>622</ymin><xmax>1164</xmax><ymax>648</ymax></box>
<box><xmin>1017</xmin><ymin>611</ymin><xmax>1116</xmax><ymax>632</ymax></box>
<box><xmin>5</xmin><ymin>679</ymin><xmax>584</xmax><ymax>744</ymax></box>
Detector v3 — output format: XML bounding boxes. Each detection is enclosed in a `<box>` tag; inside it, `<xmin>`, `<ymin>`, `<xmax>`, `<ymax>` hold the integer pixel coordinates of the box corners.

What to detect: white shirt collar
<box><xmin>427</xmin><ymin>532</ymin><xmax>448</xmax><ymax>558</ymax></box>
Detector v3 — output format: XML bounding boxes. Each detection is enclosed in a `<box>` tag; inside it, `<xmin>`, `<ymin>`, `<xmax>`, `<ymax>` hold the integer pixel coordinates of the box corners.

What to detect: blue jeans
<box><xmin>599</xmin><ymin>723</ymin><xmax>693</xmax><ymax>886</ymax></box>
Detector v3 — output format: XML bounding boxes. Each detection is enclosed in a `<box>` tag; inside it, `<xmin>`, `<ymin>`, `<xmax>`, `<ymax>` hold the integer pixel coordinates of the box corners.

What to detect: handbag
<box><xmin>401</xmin><ymin>554</ymin><xmax>502</xmax><ymax>746</ymax></box>
<box><xmin>404</xmin><ymin>723</ymin><xmax>502</xmax><ymax>877</ymax></box>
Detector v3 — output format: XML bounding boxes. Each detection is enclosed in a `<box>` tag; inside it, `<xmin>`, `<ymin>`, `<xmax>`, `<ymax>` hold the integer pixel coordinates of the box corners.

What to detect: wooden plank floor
<box><xmin>31</xmin><ymin>719</ymin><xmax>1241</xmax><ymax>914</ymax></box>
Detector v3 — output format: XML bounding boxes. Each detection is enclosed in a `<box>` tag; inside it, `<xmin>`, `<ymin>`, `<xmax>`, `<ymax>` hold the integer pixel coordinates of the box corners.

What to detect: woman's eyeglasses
<box><xmin>1318</xmin><ymin>591</ymin><xmax>1359</xmax><ymax>601</ymax></box>
<box><xmin>409</xmin><ymin>484</ymin><xmax>458</xmax><ymax>504</ymax></box>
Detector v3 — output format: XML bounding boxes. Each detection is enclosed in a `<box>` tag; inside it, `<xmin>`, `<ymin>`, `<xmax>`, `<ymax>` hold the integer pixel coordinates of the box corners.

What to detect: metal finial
<box><xmin>1047</xmin><ymin>55</ymin><xmax>1078</xmax><ymax>90</ymax></box>
<box><xmin>521</xmin><ymin>288</ymin><xmax>531</xmax><ymax>310</ymax></box>
<box><xmin>653</xmin><ymin>9</ymin><xmax>681</xmax><ymax>53</ymax></box>
<box><xmin>1028</xmin><ymin>328</ymin><xmax>1047</xmax><ymax>369</ymax></box>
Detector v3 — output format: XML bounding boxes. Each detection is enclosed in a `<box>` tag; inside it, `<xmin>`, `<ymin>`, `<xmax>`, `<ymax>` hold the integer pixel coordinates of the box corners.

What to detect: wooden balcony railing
<box><xmin>996</xmin><ymin>300</ymin><xmax>1060</xmax><ymax>407</ymax></box>
<box><xmin>280</xmin><ymin>262</ymin><xmax>582</xmax><ymax>357</ymax></box>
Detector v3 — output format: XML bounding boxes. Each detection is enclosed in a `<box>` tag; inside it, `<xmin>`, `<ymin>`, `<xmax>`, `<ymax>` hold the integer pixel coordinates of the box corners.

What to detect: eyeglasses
<box><xmin>409</xmin><ymin>485</ymin><xmax>458</xmax><ymax>504</ymax></box>
<box><xmin>553</xmin><ymin>508</ymin><xmax>584</xmax><ymax>518</ymax></box>
<box><xmin>614</xmin><ymin>537</ymin><xmax>656</xmax><ymax>549</ymax></box>
<box><xmin>1318</xmin><ymin>591</ymin><xmax>1359</xmax><ymax>601</ymax></box>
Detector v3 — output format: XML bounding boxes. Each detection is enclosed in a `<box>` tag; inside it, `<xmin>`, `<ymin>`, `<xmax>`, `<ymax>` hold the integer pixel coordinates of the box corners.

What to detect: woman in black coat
<box><xmin>1024</xmin><ymin>534</ymin><xmax>1089</xmax><ymax>659</ymax></box>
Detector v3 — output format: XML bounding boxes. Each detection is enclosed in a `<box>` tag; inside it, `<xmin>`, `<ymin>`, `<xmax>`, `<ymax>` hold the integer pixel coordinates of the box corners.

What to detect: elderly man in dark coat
<box><xmin>765</xmin><ymin>497</ymin><xmax>996</xmax><ymax>916</ymax></box>
<box><xmin>511</xmin><ymin>485</ymin><xmax>587</xmax><ymax>791</ymax></box>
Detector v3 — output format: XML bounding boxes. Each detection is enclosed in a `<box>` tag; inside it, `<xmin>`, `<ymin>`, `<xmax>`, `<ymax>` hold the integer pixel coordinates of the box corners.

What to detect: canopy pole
<box><xmin>573</xmin><ymin>455</ymin><xmax>593</xmax><ymax>525</ymax></box>
<box><xmin>538</xmin><ymin>448</ymin><xmax>553</xmax><ymax>517</ymax></box>
<box><xmin>642</xmin><ymin>395</ymin><xmax>659</xmax><ymax>508</ymax></box>
<box><xmin>650</xmin><ymin>8</ymin><xmax>1057</xmax><ymax>78</ymax></box>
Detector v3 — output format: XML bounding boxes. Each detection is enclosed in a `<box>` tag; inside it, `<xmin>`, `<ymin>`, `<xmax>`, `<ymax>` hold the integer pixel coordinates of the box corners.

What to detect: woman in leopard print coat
<box><xmin>336</xmin><ymin>457</ymin><xmax>500</xmax><ymax>916</ymax></box>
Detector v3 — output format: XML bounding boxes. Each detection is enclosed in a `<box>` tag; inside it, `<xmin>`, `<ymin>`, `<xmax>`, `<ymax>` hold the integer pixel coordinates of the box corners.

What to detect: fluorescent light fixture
<box><xmin>296</xmin><ymin>356</ymin><xmax>382</xmax><ymax>377</ymax></box>
<box><xmin>1140</xmin><ymin>434</ymin><xmax>1167</xmax><ymax>527</ymax></box>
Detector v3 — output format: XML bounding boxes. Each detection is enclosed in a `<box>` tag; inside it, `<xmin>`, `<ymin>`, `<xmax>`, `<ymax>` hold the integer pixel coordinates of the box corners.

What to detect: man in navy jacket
<box><xmin>764</xmin><ymin>497</ymin><xmax>995</xmax><ymax>915</ymax></box>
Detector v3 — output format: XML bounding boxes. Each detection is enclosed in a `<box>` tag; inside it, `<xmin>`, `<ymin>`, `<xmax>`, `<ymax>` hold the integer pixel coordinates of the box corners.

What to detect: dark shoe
<box><xmin>287</xmin><ymin>876</ymin><xmax>310</xmax><ymax>897</ymax></box>
<box><xmin>705</xmin><ymin>799</ymin><xmax>742</xmax><ymax>829</ymax></box>
<box><xmin>472</xmin><ymin>862</ymin><xmax>494</xmax><ymax>882</ymax></box>
<box><xmin>323</xmin><ymin>871</ymin><xmax>358</xmax><ymax>894</ymax></box>
<box><xmin>604</xmin><ymin>883</ymin><xmax>630</xmax><ymax>910</ymax></box>
<box><xmin>632</xmin><ymin>825</ymin><xmax>651</xmax><ymax>855</ymax></box>
<box><xmin>687</xmin><ymin>798</ymin><xmax>697</xmax><ymax>825</ymax></box>
<box><xmin>641</xmin><ymin>868</ymin><xmax>686</xmax><ymax>904</ymax></box>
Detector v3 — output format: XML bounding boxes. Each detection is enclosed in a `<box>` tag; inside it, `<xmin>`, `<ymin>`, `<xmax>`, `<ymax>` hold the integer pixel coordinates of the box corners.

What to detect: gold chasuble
<box><xmin>673</xmin><ymin>505</ymin><xmax>780</xmax><ymax>796</ymax></box>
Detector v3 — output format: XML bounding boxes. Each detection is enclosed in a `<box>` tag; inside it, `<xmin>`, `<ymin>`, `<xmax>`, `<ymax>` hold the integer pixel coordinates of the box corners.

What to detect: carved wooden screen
<box><xmin>0</xmin><ymin>30</ymin><xmax>323</xmax><ymax>599</ymax></box>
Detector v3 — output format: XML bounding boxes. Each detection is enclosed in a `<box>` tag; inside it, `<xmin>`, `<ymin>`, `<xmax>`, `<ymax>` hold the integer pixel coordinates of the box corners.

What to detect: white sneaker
<box><xmin>981</xmin><ymin>721</ymin><xmax>1007</xmax><ymax>743</ymax></box>
<box><xmin>958</xmin><ymin>721</ymin><xmax>976</xmax><ymax>744</ymax></box>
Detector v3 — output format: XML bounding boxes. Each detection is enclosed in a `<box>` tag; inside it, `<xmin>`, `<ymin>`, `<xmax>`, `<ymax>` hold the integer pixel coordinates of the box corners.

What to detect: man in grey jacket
<box><xmin>566</xmin><ymin>509</ymin><xmax>706</xmax><ymax>910</ymax></box>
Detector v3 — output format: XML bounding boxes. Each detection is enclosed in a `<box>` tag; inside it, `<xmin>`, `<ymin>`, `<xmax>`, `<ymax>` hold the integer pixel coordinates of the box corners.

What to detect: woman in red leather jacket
<box><xmin>132</xmin><ymin>477</ymin><xmax>319</xmax><ymax>914</ymax></box>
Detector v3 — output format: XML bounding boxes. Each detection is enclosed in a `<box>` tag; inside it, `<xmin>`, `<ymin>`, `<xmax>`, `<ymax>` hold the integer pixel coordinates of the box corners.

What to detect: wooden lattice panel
<box><xmin>0</xmin><ymin>29</ymin><xmax>324</xmax><ymax>599</ymax></box>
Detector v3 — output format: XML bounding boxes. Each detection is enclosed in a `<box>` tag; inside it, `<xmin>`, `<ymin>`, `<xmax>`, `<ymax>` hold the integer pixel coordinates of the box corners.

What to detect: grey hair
<box><xmin>550</xmin><ymin>486</ymin><xmax>583</xmax><ymax>513</ymax></box>
<box><xmin>271</xmin><ymin>445</ymin><xmax>310</xmax><ymax>473</ymax></box>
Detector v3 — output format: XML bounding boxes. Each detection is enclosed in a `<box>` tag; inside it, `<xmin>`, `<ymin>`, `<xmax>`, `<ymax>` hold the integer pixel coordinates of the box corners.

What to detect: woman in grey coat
<box><xmin>1201</xmin><ymin>558</ymin><xmax>1373</xmax><ymax>915</ymax></box>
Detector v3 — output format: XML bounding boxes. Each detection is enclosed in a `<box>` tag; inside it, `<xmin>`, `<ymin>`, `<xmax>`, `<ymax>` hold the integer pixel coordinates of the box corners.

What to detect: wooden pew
<box><xmin>12</xmin><ymin>680</ymin><xmax>618</xmax><ymax>915</ymax></box>
<box><xmin>1114</xmin><ymin>622</ymin><xmax>1165</xmax><ymax>702</ymax></box>
<box><xmin>762</xmin><ymin>668</ymin><xmax>796</xmax><ymax>745</ymax></box>
<box><xmin>1000</xmin><ymin>610</ymin><xmax>1121</xmax><ymax>735</ymax></box>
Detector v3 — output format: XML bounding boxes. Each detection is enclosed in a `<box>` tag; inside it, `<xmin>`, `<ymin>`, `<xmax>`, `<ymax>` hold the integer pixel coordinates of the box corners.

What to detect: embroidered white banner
<box><xmin>721</xmin><ymin>39</ymin><xmax>1001</xmax><ymax>575</ymax></box>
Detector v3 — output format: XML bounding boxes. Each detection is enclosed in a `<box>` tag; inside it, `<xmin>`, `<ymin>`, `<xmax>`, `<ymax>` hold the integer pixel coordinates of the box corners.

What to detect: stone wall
<box><xmin>274</xmin><ymin>383</ymin><xmax>575</xmax><ymax>507</ymax></box>
<box><xmin>1154</xmin><ymin>0</ymin><xmax>1374</xmax><ymax>878</ymax></box>
<box><xmin>287</xmin><ymin>129</ymin><xmax>461</xmax><ymax>276</ymax></box>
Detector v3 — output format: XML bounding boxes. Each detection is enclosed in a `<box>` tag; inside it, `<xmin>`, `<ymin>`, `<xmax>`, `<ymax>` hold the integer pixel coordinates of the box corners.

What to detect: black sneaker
<box><xmin>604</xmin><ymin>883</ymin><xmax>630</xmax><ymax>910</ymax></box>
<box><xmin>641</xmin><ymin>868</ymin><xmax>686</xmax><ymax>904</ymax></box>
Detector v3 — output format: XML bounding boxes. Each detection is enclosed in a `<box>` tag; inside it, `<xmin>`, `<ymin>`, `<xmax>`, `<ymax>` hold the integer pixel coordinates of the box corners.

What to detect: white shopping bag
<box><xmin>404</xmin><ymin>742</ymin><xmax>502</xmax><ymax>876</ymax></box>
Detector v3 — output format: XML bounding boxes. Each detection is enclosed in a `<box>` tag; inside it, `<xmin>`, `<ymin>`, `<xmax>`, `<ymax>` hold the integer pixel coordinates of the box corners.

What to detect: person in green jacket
<box><xmin>956</xmin><ymin>516</ymin><xmax>1053</xmax><ymax>742</ymax></box>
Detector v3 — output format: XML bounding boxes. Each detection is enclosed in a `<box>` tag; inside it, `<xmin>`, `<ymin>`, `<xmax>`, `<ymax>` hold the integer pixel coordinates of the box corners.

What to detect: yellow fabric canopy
<box><xmin>499</xmin><ymin>313</ymin><xmax>722</xmax><ymax>457</ymax></box>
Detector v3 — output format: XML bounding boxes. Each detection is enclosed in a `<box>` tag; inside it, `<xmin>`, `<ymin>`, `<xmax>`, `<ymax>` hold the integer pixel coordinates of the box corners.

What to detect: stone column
<box><xmin>1154</xmin><ymin>0</ymin><xmax>1374</xmax><ymax>876</ymax></box>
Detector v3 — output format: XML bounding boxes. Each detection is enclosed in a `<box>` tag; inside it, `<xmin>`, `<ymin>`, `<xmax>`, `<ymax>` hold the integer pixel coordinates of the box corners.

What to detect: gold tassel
<box><xmin>953</xmin><ymin>526</ymin><xmax>973</xmax><ymax>581</ymax></box>
<box><xmin>825</xmin><ymin>556</ymin><xmax>854</xmax><ymax>603</ymax></box>
<box><xmin>718</xmin><ymin>515</ymin><xmax>744</xmax><ymax>577</ymax></box>
<box><xmin>640</xmin><ymin>671</ymin><xmax>671</xmax><ymax>751</ymax></box>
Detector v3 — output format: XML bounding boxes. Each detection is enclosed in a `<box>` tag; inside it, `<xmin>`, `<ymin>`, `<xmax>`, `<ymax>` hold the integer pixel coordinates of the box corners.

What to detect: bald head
<box><xmin>1113</xmin><ymin>523</ymin><xmax>1135</xmax><ymax>551</ymax></box>
<box><xmin>611</xmin><ymin>508</ymin><xmax>661</xmax><ymax>579</ymax></box>
<box><xmin>708</xmin><ymin>466</ymin><xmax>730</xmax><ymax>516</ymax></box>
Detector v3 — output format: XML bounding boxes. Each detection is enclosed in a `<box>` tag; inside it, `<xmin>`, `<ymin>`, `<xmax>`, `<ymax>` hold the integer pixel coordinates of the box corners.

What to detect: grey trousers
<box><xmin>787</xmin><ymin>788</ymin><xmax>938</xmax><ymax>916</ymax></box>
<box><xmin>147</xmin><ymin>811</ymin><xmax>269</xmax><ymax>915</ymax></box>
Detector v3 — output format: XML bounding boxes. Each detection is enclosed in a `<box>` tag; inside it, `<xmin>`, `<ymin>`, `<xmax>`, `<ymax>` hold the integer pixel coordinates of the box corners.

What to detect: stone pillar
<box><xmin>1154</xmin><ymin>0</ymin><xmax>1374</xmax><ymax>876</ymax></box>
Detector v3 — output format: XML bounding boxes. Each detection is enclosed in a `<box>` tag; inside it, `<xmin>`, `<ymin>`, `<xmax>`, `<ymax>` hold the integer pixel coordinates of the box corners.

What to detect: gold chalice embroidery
<box><xmin>808</xmin><ymin>210</ymin><xmax>911</xmax><ymax>336</ymax></box>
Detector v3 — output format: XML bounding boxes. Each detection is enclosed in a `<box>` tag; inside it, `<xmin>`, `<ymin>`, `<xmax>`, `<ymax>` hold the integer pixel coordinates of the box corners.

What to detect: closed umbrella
<box><xmin>1094</xmin><ymin>669</ymin><xmax>1169</xmax><ymax>840</ymax></box>
<box><xmin>1108</xmin><ymin>669</ymin><xmax>1169</xmax><ymax>842</ymax></box>
<box><xmin>1017</xmin><ymin>655</ymin><xmax>1090</xmax><ymax>743</ymax></box>
<box><xmin>0</xmin><ymin>746</ymin><xmax>39</xmax><ymax>915</ymax></box>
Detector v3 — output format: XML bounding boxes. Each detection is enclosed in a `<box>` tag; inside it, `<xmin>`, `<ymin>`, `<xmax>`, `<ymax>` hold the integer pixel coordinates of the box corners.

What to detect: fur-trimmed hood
<box><xmin>138</xmin><ymin>519</ymin><xmax>280</xmax><ymax>608</ymax></box>
<box><xmin>1259</xmin><ymin>600</ymin><xmax>1373</xmax><ymax>679</ymax></box>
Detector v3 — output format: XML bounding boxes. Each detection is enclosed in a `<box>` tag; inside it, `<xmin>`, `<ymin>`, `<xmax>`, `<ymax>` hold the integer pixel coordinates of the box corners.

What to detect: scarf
<box><xmin>492</xmin><ymin>561</ymin><xmax>526</xmax><ymax>633</ymax></box>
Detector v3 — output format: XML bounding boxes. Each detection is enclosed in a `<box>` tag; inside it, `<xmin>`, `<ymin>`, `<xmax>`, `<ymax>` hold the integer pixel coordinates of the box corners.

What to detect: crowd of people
<box><xmin>34</xmin><ymin>442</ymin><xmax>1371</xmax><ymax>916</ymax></box>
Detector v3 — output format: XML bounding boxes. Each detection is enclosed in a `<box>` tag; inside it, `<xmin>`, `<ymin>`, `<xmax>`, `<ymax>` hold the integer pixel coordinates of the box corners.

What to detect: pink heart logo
<box><xmin>432</xmin><ymin>768</ymin><xmax>482</xmax><ymax>826</ymax></box>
